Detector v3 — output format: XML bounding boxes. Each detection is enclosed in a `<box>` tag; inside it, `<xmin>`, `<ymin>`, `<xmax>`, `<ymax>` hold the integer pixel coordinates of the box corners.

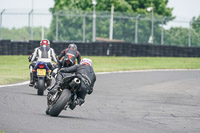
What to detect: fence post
<box><xmin>28</xmin><ymin>9</ymin><xmax>33</xmax><ymax>40</ymax></box>
<box><xmin>161</xmin><ymin>16</ymin><xmax>166</xmax><ymax>45</ymax></box>
<box><xmin>83</xmin><ymin>12</ymin><xmax>88</xmax><ymax>42</ymax></box>
<box><xmin>41</xmin><ymin>26</ymin><xmax>44</xmax><ymax>40</ymax></box>
<box><xmin>151</xmin><ymin>9</ymin><xmax>154</xmax><ymax>44</ymax></box>
<box><xmin>31</xmin><ymin>0</ymin><xmax>34</xmax><ymax>40</ymax></box>
<box><xmin>56</xmin><ymin>11</ymin><xmax>61</xmax><ymax>41</ymax></box>
<box><xmin>135</xmin><ymin>14</ymin><xmax>140</xmax><ymax>44</ymax></box>
<box><xmin>0</xmin><ymin>9</ymin><xmax>5</xmax><ymax>40</ymax></box>
<box><xmin>92</xmin><ymin>0</ymin><xmax>97</xmax><ymax>42</ymax></box>
<box><xmin>109</xmin><ymin>5</ymin><xmax>114</xmax><ymax>40</ymax></box>
<box><xmin>188</xmin><ymin>18</ymin><xmax>195</xmax><ymax>47</ymax></box>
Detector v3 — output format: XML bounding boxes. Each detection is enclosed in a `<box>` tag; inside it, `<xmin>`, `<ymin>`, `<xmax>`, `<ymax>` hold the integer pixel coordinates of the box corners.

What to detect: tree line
<box><xmin>1</xmin><ymin>0</ymin><xmax>200</xmax><ymax>47</ymax></box>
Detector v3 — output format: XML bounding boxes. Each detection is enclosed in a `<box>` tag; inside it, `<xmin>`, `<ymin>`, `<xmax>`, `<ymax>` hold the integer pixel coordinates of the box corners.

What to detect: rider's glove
<box><xmin>28</xmin><ymin>56</ymin><xmax>31</xmax><ymax>62</ymax></box>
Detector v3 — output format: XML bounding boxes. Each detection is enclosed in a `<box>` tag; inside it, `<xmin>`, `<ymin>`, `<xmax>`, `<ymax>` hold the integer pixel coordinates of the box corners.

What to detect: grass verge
<box><xmin>0</xmin><ymin>55</ymin><xmax>200</xmax><ymax>85</ymax></box>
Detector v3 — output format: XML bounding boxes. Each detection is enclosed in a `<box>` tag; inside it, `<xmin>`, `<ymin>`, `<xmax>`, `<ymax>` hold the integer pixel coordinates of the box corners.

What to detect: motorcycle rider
<box><xmin>47</xmin><ymin>43</ymin><xmax>81</xmax><ymax>92</ymax></box>
<box><xmin>57</xmin><ymin>43</ymin><xmax>81</xmax><ymax>68</ymax></box>
<box><xmin>49</xmin><ymin>58</ymin><xmax>96</xmax><ymax>109</ymax></box>
<box><xmin>29</xmin><ymin>39</ymin><xmax>57</xmax><ymax>86</ymax></box>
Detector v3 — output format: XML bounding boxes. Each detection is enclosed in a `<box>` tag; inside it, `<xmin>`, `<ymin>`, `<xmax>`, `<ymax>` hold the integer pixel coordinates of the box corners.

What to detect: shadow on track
<box><xmin>43</xmin><ymin>114</ymin><xmax>94</xmax><ymax>121</ymax></box>
<box><xmin>18</xmin><ymin>92</ymin><xmax>47</xmax><ymax>96</ymax></box>
<box><xmin>58</xmin><ymin>115</ymin><xmax>97</xmax><ymax>121</ymax></box>
<box><xmin>58</xmin><ymin>115</ymin><xmax>87</xmax><ymax>119</ymax></box>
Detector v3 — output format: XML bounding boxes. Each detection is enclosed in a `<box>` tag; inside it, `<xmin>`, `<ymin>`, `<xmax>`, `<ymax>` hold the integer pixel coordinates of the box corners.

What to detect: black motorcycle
<box><xmin>46</xmin><ymin>73</ymin><xmax>81</xmax><ymax>117</ymax></box>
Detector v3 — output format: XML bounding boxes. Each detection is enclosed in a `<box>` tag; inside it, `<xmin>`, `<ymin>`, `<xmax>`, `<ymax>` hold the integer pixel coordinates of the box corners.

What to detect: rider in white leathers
<box><xmin>29</xmin><ymin>39</ymin><xmax>57</xmax><ymax>86</ymax></box>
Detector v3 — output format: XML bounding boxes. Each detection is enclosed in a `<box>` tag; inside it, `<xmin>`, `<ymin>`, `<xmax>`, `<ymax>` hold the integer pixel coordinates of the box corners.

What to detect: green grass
<box><xmin>0</xmin><ymin>56</ymin><xmax>30</xmax><ymax>85</ymax></box>
<box><xmin>88</xmin><ymin>56</ymin><xmax>200</xmax><ymax>72</ymax></box>
<box><xmin>0</xmin><ymin>56</ymin><xmax>200</xmax><ymax>85</ymax></box>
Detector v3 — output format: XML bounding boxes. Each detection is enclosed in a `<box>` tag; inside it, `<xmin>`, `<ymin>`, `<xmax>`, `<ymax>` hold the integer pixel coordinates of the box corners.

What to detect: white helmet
<box><xmin>80</xmin><ymin>58</ymin><xmax>93</xmax><ymax>66</ymax></box>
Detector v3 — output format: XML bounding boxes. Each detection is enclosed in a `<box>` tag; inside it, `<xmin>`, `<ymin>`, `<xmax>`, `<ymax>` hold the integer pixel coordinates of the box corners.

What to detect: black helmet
<box><xmin>68</xmin><ymin>43</ymin><xmax>77</xmax><ymax>50</ymax></box>
<box><xmin>62</xmin><ymin>54</ymin><xmax>75</xmax><ymax>67</ymax></box>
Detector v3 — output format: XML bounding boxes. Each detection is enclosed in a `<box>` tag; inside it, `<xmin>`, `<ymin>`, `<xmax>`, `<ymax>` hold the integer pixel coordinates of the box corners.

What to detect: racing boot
<box><xmin>69</xmin><ymin>103</ymin><xmax>76</xmax><ymax>110</ymax></box>
<box><xmin>29</xmin><ymin>73</ymin><xmax>34</xmax><ymax>87</ymax></box>
<box><xmin>76</xmin><ymin>90</ymin><xmax>86</xmax><ymax>106</ymax></box>
<box><xmin>75</xmin><ymin>97</ymin><xmax>85</xmax><ymax>106</ymax></box>
<box><xmin>69</xmin><ymin>98</ymin><xmax>84</xmax><ymax>110</ymax></box>
<box><xmin>48</xmin><ymin>80</ymin><xmax>62</xmax><ymax>95</ymax></box>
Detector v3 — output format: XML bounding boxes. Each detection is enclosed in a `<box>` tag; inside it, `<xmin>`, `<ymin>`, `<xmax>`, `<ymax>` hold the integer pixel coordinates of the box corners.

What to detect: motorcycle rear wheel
<box><xmin>49</xmin><ymin>89</ymin><xmax>71</xmax><ymax>117</ymax></box>
<box><xmin>37</xmin><ymin>79</ymin><xmax>45</xmax><ymax>95</ymax></box>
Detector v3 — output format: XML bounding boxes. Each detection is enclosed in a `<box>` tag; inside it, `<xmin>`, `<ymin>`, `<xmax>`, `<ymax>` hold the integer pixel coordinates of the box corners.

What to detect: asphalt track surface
<box><xmin>0</xmin><ymin>70</ymin><xmax>200</xmax><ymax>133</ymax></box>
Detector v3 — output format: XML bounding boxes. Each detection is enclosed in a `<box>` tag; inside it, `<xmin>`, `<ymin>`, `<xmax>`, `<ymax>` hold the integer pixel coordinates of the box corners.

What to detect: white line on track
<box><xmin>96</xmin><ymin>69</ymin><xmax>200</xmax><ymax>74</ymax></box>
<box><xmin>1</xmin><ymin>69</ymin><xmax>200</xmax><ymax>88</ymax></box>
<box><xmin>0</xmin><ymin>81</ymin><xmax>30</xmax><ymax>88</ymax></box>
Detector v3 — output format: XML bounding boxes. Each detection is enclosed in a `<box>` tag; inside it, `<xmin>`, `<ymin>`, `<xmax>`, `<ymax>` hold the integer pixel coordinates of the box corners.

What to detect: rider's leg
<box><xmin>48</xmin><ymin>73</ymin><xmax>63</xmax><ymax>94</ymax></box>
<box><xmin>75</xmin><ymin>82</ymin><xmax>88</xmax><ymax>105</ymax></box>
<box><xmin>69</xmin><ymin>88</ymin><xmax>86</xmax><ymax>110</ymax></box>
<box><xmin>29</xmin><ymin>63</ymin><xmax>36</xmax><ymax>86</ymax></box>
<box><xmin>45</xmin><ymin>62</ymin><xmax>53</xmax><ymax>87</ymax></box>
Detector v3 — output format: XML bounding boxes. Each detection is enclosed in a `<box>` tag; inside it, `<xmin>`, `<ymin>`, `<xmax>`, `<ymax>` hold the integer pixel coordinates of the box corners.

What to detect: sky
<box><xmin>168</xmin><ymin>0</ymin><xmax>200</xmax><ymax>20</ymax></box>
<box><xmin>0</xmin><ymin>0</ymin><xmax>200</xmax><ymax>28</ymax></box>
<box><xmin>0</xmin><ymin>0</ymin><xmax>54</xmax><ymax>9</ymax></box>
<box><xmin>167</xmin><ymin>0</ymin><xmax>200</xmax><ymax>27</ymax></box>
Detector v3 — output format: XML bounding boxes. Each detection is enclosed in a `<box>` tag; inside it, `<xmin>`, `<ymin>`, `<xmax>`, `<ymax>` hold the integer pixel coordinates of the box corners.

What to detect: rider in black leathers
<box><xmin>49</xmin><ymin>58</ymin><xmax>96</xmax><ymax>109</ymax></box>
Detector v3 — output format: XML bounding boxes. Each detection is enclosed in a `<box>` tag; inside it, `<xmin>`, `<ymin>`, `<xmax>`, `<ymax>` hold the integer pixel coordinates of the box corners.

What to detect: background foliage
<box><xmin>47</xmin><ymin>0</ymin><xmax>174</xmax><ymax>44</ymax></box>
<box><xmin>1</xmin><ymin>0</ymin><xmax>200</xmax><ymax>46</ymax></box>
<box><xmin>2</xmin><ymin>27</ymin><xmax>50</xmax><ymax>41</ymax></box>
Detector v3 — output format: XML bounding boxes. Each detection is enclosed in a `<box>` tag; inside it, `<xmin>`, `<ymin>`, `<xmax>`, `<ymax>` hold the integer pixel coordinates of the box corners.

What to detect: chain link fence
<box><xmin>0</xmin><ymin>9</ymin><xmax>200</xmax><ymax>47</ymax></box>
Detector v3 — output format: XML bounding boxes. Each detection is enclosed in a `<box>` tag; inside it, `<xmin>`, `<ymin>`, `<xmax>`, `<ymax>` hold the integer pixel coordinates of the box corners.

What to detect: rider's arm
<box><xmin>58</xmin><ymin>49</ymin><xmax>66</xmax><ymax>60</ymax></box>
<box><xmin>60</xmin><ymin>64</ymin><xmax>80</xmax><ymax>73</ymax></box>
<box><xmin>76</xmin><ymin>51</ymin><xmax>81</xmax><ymax>64</ymax></box>
<box><xmin>31</xmin><ymin>48</ymin><xmax>38</xmax><ymax>62</ymax></box>
<box><xmin>50</xmin><ymin>48</ymin><xmax>57</xmax><ymax>63</ymax></box>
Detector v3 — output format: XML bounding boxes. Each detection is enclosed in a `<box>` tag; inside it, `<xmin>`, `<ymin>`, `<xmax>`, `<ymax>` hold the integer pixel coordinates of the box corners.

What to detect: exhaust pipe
<box><xmin>69</xmin><ymin>78</ymin><xmax>81</xmax><ymax>88</ymax></box>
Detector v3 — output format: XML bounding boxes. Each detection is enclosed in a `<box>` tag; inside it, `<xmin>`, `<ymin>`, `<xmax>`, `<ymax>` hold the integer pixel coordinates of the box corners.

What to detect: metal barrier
<box><xmin>0</xmin><ymin>40</ymin><xmax>200</xmax><ymax>57</ymax></box>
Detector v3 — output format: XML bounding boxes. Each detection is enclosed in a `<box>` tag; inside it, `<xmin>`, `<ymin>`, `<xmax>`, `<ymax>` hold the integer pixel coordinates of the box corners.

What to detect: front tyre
<box><xmin>37</xmin><ymin>78</ymin><xmax>45</xmax><ymax>95</ymax></box>
<box><xmin>49</xmin><ymin>89</ymin><xmax>71</xmax><ymax>117</ymax></box>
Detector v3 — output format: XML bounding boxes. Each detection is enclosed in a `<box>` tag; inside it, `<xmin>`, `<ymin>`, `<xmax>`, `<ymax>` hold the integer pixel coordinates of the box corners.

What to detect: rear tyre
<box><xmin>49</xmin><ymin>89</ymin><xmax>71</xmax><ymax>117</ymax></box>
<box><xmin>37</xmin><ymin>79</ymin><xmax>45</xmax><ymax>95</ymax></box>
